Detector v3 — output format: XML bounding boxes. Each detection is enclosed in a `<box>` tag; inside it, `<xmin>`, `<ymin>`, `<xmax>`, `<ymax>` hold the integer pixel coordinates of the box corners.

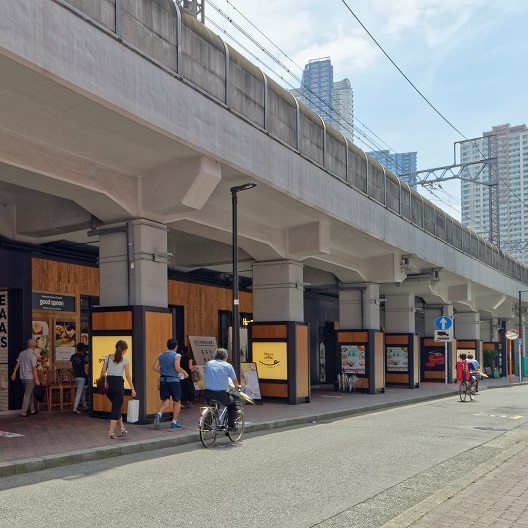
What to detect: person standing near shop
<box><xmin>70</xmin><ymin>342</ymin><xmax>89</xmax><ymax>414</ymax></box>
<box><xmin>152</xmin><ymin>339</ymin><xmax>189</xmax><ymax>429</ymax></box>
<box><xmin>99</xmin><ymin>340</ymin><xmax>136</xmax><ymax>439</ymax></box>
<box><xmin>11</xmin><ymin>339</ymin><xmax>41</xmax><ymax>417</ymax></box>
<box><xmin>179</xmin><ymin>345</ymin><xmax>195</xmax><ymax>408</ymax></box>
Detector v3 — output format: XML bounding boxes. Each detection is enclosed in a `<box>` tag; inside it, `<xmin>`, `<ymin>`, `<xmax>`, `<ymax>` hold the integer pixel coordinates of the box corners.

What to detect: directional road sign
<box><xmin>434</xmin><ymin>316</ymin><xmax>453</xmax><ymax>330</ymax></box>
<box><xmin>434</xmin><ymin>328</ymin><xmax>453</xmax><ymax>342</ymax></box>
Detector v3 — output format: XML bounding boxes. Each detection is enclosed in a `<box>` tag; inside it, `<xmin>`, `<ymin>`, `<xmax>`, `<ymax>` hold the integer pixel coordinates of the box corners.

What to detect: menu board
<box><xmin>32</xmin><ymin>320</ymin><xmax>50</xmax><ymax>368</ymax></box>
<box><xmin>240</xmin><ymin>362</ymin><xmax>261</xmax><ymax>401</ymax></box>
<box><xmin>424</xmin><ymin>348</ymin><xmax>445</xmax><ymax>371</ymax></box>
<box><xmin>55</xmin><ymin>321</ymin><xmax>76</xmax><ymax>361</ymax></box>
<box><xmin>341</xmin><ymin>345</ymin><xmax>365</xmax><ymax>374</ymax></box>
<box><xmin>188</xmin><ymin>336</ymin><xmax>218</xmax><ymax>365</ymax></box>
<box><xmin>386</xmin><ymin>346</ymin><xmax>408</xmax><ymax>372</ymax></box>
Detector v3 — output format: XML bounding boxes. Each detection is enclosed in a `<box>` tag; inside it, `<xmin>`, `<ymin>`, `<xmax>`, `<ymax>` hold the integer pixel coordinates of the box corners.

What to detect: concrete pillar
<box><xmin>480</xmin><ymin>318</ymin><xmax>499</xmax><ymax>342</ymax></box>
<box><xmin>385</xmin><ymin>294</ymin><xmax>415</xmax><ymax>333</ymax></box>
<box><xmin>98</xmin><ymin>219</ymin><xmax>169</xmax><ymax>307</ymax></box>
<box><xmin>424</xmin><ymin>304</ymin><xmax>453</xmax><ymax>336</ymax></box>
<box><xmin>252</xmin><ymin>260</ymin><xmax>304</xmax><ymax>322</ymax></box>
<box><xmin>339</xmin><ymin>284</ymin><xmax>380</xmax><ymax>330</ymax></box>
<box><xmin>455</xmin><ymin>312</ymin><xmax>481</xmax><ymax>340</ymax></box>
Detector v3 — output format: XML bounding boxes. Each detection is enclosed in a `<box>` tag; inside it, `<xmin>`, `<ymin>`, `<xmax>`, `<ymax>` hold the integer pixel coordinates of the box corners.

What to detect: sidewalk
<box><xmin>0</xmin><ymin>376</ymin><xmax>522</xmax><ymax>477</ymax></box>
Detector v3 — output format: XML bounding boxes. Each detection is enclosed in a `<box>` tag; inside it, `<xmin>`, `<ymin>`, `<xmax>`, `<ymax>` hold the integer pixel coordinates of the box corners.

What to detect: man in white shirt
<box><xmin>11</xmin><ymin>339</ymin><xmax>41</xmax><ymax>417</ymax></box>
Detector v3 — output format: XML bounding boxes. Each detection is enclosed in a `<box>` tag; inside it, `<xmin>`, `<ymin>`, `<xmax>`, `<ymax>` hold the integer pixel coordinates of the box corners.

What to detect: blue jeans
<box><xmin>73</xmin><ymin>377</ymin><xmax>87</xmax><ymax>410</ymax></box>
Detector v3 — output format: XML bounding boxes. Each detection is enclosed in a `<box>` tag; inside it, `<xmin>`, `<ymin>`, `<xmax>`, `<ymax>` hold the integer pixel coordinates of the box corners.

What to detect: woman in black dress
<box><xmin>179</xmin><ymin>345</ymin><xmax>195</xmax><ymax>408</ymax></box>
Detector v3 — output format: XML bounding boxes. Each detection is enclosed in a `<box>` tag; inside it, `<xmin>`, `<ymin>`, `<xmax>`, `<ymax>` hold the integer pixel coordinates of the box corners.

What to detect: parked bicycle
<box><xmin>459</xmin><ymin>380</ymin><xmax>476</xmax><ymax>402</ymax></box>
<box><xmin>199</xmin><ymin>386</ymin><xmax>254</xmax><ymax>448</ymax></box>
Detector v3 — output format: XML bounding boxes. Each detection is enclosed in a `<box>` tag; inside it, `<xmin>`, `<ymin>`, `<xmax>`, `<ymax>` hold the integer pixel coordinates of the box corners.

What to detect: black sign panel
<box><xmin>32</xmin><ymin>293</ymin><xmax>76</xmax><ymax>312</ymax></box>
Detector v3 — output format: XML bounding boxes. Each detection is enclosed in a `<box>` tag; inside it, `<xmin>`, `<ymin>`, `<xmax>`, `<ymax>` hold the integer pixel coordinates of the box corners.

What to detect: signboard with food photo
<box><xmin>32</xmin><ymin>320</ymin><xmax>50</xmax><ymax>368</ymax></box>
<box><xmin>55</xmin><ymin>321</ymin><xmax>76</xmax><ymax>362</ymax></box>
<box><xmin>386</xmin><ymin>346</ymin><xmax>408</xmax><ymax>372</ymax></box>
<box><xmin>341</xmin><ymin>345</ymin><xmax>366</xmax><ymax>374</ymax></box>
<box><xmin>425</xmin><ymin>349</ymin><xmax>445</xmax><ymax>371</ymax></box>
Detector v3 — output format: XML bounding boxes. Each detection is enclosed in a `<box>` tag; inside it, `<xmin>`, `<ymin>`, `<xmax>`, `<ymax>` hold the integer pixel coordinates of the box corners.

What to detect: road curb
<box><xmin>1</xmin><ymin>382</ymin><xmax>524</xmax><ymax>478</ymax></box>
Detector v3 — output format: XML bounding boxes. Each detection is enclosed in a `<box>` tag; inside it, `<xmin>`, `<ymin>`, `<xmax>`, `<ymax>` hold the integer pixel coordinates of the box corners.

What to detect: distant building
<box><xmin>290</xmin><ymin>57</ymin><xmax>354</xmax><ymax>142</ymax></box>
<box><xmin>367</xmin><ymin>150</ymin><xmax>417</xmax><ymax>185</ymax></box>
<box><xmin>460</xmin><ymin>123</ymin><xmax>528</xmax><ymax>263</ymax></box>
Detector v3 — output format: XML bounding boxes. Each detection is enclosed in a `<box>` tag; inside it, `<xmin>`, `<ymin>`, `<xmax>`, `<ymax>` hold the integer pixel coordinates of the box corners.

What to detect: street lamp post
<box><xmin>230</xmin><ymin>183</ymin><xmax>257</xmax><ymax>378</ymax></box>
<box><xmin>519</xmin><ymin>290</ymin><xmax>528</xmax><ymax>382</ymax></box>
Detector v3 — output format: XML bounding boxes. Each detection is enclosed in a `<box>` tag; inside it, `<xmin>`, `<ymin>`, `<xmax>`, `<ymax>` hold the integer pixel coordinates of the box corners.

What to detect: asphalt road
<box><xmin>2</xmin><ymin>386</ymin><xmax>527</xmax><ymax>528</ymax></box>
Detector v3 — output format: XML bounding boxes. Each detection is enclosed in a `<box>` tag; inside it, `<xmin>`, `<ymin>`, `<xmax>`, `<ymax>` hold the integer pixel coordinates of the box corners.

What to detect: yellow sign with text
<box><xmin>252</xmin><ymin>342</ymin><xmax>287</xmax><ymax>380</ymax></box>
<box><xmin>92</xmin><ymin>335</ymin><xmax>133</xmax><ymax>389</ymax></box>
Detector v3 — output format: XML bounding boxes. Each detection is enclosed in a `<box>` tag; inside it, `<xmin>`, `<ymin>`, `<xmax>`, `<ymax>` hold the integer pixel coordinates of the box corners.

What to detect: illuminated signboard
<box><xmin>252</xmin><ymin>342</ymin><xmax>287</xmax><ymax>380</ymax></box>
<box><xmin>92</xmin><ymin>335</ymin><xmax>133</xmax><ymax>389</ymax></box>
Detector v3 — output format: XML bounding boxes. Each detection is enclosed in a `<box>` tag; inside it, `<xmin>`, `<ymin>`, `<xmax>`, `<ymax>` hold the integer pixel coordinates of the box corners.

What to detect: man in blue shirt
<box><xmin>153</xmin><ymin>339</ymin><xmax>188</xmax><ymax>429</ymax></box>
<box><xmin>467</xmin><ymin>354</ymin><xmax>481</xmax><ymax>393</ymax></box>
<box><xmin>204</xmin><ymin>348</ymin><xmax>240</xmax><ymax>431</ymax></box>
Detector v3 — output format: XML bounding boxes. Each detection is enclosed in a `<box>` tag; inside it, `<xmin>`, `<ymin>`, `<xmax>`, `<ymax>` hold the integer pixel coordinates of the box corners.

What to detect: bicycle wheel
<box><xmin>227</xmin><ymin>410</ymin><xmax>245</xmax><ymax>443</ymax></box>
<box><xmin>459</xmin><ymin>382</ymin><xmax>467</xmax><ymax>402</ymax></box>
<box><xmin>199</xmin><ymin>407</ymin><xmax>218</xmax><ymax>448</ymax></box>
<box><xmin>469</xmin><ymin>388</ymin><xmax>476</xmax><ymax>401</ymax></box>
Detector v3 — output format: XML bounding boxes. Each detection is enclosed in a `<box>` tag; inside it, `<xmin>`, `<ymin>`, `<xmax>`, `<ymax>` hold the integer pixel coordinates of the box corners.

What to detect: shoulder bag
<box><xmin>96</xmin><ymin>355</ymin><xmax>110</xmax><ymax>395</ymax></box>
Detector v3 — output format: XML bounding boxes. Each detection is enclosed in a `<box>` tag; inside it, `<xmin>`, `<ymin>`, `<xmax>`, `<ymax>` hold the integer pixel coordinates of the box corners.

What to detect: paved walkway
<box><xmin>0</xmin><ymin>376</ymin><xmax>522</xmax><ymax>478</ymax></box>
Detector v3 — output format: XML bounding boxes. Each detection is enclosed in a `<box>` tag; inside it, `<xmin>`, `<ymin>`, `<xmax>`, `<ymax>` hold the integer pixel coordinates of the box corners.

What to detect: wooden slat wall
<box><xmin>92</xmin><ymin>311</ymin><xmax>133</xmax><ymax>331</ymax></box>
<box><xmin>296</xmin><ymin>325</ymin><xmax>309</xmax><ymax>399</ymax></box>
<box><xmin>168</xmin><ymin>280</ymin><xmax>252</xmax><ymax>342</ymax></box>
<box><xmin>32</xmin><ymin>258</ymin><xmax>99</xmax><ymax>295</ymax></box>
<box><xmin>145</xmin><ymin>311</ymin><xmax>173</xmax><ymax>415</ymax></box>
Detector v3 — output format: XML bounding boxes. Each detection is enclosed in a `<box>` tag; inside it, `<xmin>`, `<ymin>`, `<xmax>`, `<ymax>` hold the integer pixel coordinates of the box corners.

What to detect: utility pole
<box><xmin>400</xmin><ymin>135</ymin><xmax>499</xmax><ymax>247</ymax></box>
<box><xmin>175</xmin><ymin>0</ymin><xmax>205</xmax><ymax>23</ymax></box>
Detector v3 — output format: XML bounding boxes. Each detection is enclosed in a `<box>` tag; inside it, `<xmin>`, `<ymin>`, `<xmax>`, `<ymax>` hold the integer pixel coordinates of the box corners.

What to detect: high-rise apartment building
<box><xmin>367</xmin><ymin>150</ymin><xmax>417</xmax><ymax>185</ymax></box>
<box><xmin>460</xmin><ymin>123</ymin><xmax>528</xmax><ymax>263</ymax></box>
<box><xmin>290</xmin><ymin>57</ymin><xmax>354</xmax><ymax>142</ymax></box>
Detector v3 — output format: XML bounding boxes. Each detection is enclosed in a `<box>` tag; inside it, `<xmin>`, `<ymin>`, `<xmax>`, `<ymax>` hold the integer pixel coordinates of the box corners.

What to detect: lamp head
<box><xmin>230</xmin><ymin>182</ymin><xmax>257</xmax><ymax>194</ymax></box>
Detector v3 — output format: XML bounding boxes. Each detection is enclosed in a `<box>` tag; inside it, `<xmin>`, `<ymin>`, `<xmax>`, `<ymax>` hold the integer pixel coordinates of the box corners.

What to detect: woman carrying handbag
<box><xmin>99</xmin><ymin>340</ymin><xmax>136</xmax><ymax>439</ymax></box>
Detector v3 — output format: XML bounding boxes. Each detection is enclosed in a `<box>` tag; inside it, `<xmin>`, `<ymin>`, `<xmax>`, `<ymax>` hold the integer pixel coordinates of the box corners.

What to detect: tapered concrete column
<box><xmin>339</xmin><ymin>284</ymin><xmax>380</xmax><ymax>330</ymax></box>
<box><xmin>455</xmin><ymin>312</ymin><xmax>481</xmax><ymax>340</ymax></box>
<box><xmin>481</xmin><ymin>318</ymin><xmax>499</xmax><ymax>342</ymax></box>
<box><xmin>424</xmin><ymin>305</ymin><xmax>453</xmax><ymax>336</ymax></box>
<box><xmin>98</xmin><ymin>219</ymin><xmax>169</xmax><ymax>307</ymax></box>
<box><xmin>385</xmin><ymin>294</ymin><xmax>415</xmax><ymax>333</ymax></box>
<box><xmin>252</xmin><ymin>260</ymin><xmax>304</xmax><ymax>322</ymax></box>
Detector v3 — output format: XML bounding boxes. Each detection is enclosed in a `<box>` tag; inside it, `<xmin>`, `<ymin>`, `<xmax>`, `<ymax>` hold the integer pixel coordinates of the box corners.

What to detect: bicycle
<box><xmin>459</xmin><ymin>380</ymin><xmax>476</xmax><ymax>402</ymax></box>
<box><xmin>198</xmin><ymin>388</ymin><xmax>253</xmax><ymax>448</ymax></box>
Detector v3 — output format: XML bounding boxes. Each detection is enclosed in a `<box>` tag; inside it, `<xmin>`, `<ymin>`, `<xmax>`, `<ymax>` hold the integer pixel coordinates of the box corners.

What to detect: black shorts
<box><xmin>159</xmin><ymin>381</ymin><xmax>181</xmax><ymax>402</ymax></box>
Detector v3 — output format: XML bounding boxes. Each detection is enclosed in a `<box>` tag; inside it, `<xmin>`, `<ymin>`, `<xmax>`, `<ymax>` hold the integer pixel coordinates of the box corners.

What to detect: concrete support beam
<box><xmin>424</xmin><ymin>304</ymin><xmax>453</xmax><ymax>336</ymax></box>
<box><xmin>385</xmin><ymin>294</ymin><xmax>416</xmax><ymax>333</ymax></box>
<box><xmin>288</xmin><ymin>221</ymin><xmax>330</xmax><ymax>258</ymax></box>
<box><xmin>252</xmin><ymin>260</ymin><xmax>304</xmax><ymax>322</ymax></box>
<box><xmin>339</xmin><ymin>283</ymin><xmax>380</xmax><ymax>330</ymax></box>
<box><xmin>141</xmin><ymin>156</ymin><xmax>221</xmax><ymax>216</ymax></box>
<box><xmin>455</xmin><ymin>312</ymin><xmax>480</xmax><ymax>340</ymax></box>
<box><xmin>98</xmin><ymin>219</ymin><xmax>168</xmax><ymax>307</ymax></box>
<box><xmin>480</xmin><ymin>318</ymin><xmax>499</xmax><ymax>342</ymax></box>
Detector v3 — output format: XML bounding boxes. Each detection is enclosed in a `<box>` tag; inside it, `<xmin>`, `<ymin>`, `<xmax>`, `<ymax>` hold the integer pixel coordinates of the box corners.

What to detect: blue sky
<box><xmin>205</xmin><ymin>0</ymin><xmax>528</xmax><ymax>220</ymax></box>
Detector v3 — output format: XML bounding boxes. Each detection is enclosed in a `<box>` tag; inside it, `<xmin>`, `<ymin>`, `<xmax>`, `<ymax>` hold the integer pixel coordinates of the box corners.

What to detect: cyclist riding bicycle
<box><xmin>204</xmin><ymin>348</ymin><xmax>240</xmax><ymax>432</ymax></box>
<box><xmin>467</xmin><ymin>353</ymin><xmax>481</xmax><ymax>393</ymax></box>
<box><xmin>456</xmin><ymin>353</ymin><xmax>476</xmax><ymax>394</ymax></box>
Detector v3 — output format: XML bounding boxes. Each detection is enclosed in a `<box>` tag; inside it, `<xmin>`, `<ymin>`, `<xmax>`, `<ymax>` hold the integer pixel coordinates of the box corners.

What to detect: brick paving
<box><xmin>408</xmin><ymin>443</ymin><xmax>528</xmax><ymax>528</ymax></box>
<box><xmin>0</xmin><ymin>377</ymin><xmax>523</xmax><ymax>478</ymax></box>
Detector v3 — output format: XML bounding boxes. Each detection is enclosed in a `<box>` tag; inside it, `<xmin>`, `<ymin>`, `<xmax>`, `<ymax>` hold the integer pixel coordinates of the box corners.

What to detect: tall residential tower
<box><xmin>290</xmin><ymin>57</ymin><xmax>354</xmax><ymax>142</ymax></box>
<box><xmin>460</xmin><ymin>123</ymin><xmax>528</xmax><ymax>263</ymax></box>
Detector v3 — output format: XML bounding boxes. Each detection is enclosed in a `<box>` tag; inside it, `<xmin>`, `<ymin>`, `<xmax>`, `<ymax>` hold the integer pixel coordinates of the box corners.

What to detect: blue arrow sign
<box><xmin>434</xmin><ymin>316</ymin><xmax>453</xmax><ymax>330</ymax></box>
